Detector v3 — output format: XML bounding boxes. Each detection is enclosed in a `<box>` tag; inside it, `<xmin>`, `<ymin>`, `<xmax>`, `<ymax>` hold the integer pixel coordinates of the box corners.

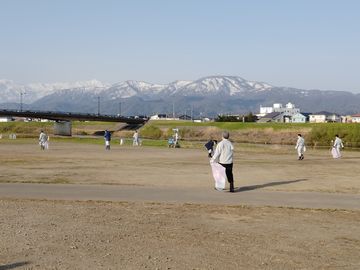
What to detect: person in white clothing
<box><xmin>133</xmin><ymin>130</ymin><xmax>139</xmax><ymax>146</ymax></box>
<box><xmin>45</xmin><ymin>135</ymin><xmax>50</xmax><ymax>150</ymax></box>
<box><xmin>174</xmin><ymin>131</ymin><xmax>179</xmax><ymax>146</ymax></box>
<box><xmin>211</xmin><ymin>131</ymin><xmax>235</xmax><ymax>192</ymax></box>
<box><xmin>295</xmin><ymin>134</ymin><xmax>306</xmax><ymax>160</ymax></box>
<box><xmin>39</xmin><ymin>130</ymin><xmax>48</xmax><ymax>150</ymax></box>
<box><xmin>333</xmin><ymin>134</ymin><xmax>344</xmax><ymax>158</ymax></box>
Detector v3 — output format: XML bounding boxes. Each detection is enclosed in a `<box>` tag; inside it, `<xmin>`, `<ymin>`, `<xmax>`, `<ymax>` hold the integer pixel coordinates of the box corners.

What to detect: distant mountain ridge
<box><xmin>1</xmin><ymin>76</ymin><xmax>359</xmax><ymax>116</ymax></box>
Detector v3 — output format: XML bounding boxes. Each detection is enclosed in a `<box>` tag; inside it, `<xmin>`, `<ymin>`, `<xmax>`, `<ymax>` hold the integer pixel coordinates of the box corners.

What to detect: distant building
<box><xmin>179</xmin><ymin>115</ymin><xmax>192</xmax><ymax>120</ymax></box>
<box><xmin>150</xmin><ymin>114</ymin><xmax>168</xmax><ymax>120</ymax></box>
<box><xmin>202</xmin><ymin>117</ymin><xmax>211</xmax><ymax>122</ymax></box>
<box><xmin>258</xmin><ymin>102</ymin><xmax>300</xmax><ymax>117</ymax></box>
<box><xmin>259</xmin><ymin>106</ymin><xmax>274</xmax><ymax>116</ymax></box>
<box><xmin>257</xmin><ymin>112</ymin><xmax>285</xmax><ymax>123</ymax></box>
<box><xmin>351</xmin><ymin>113</ymin><xmax>360</xmax><ymax>123</ymax></box>
<box><xmin>0</xmin><ymin>117</ymin><xmax>13</xmax><ymax>122</ymax></box>
<box><xmin>291</xmin><ymin>113</ymin><xmax>307</xmax><ymax>123</ymax></box>
<box><xmin>309</xmin><ymin>111</ymin><xmax>341</xmax><ymax>123</ymax></box>
<box><xmin>341</xmin><ymin>115</ymin><xmax>353</xmax><ymax>123</ymax></box>
<box><xmin>150</xmin><ymin>114</ymin><xmax>180</xmax><ymax>121</ymax></box>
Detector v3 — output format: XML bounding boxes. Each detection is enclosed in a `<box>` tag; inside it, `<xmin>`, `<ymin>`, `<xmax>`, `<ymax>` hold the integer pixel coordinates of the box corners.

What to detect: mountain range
<box><xmin>1</xmin><ymin>76</ymin><xmax>360</xmax><ymax>117</ymax></box>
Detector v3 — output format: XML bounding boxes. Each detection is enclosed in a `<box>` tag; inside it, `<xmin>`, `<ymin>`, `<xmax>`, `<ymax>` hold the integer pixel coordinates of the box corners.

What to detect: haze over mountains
<box><xmin>1</xmin><ymin>76</ymin><xmax>359</xmax><ymax>117</ymax></box>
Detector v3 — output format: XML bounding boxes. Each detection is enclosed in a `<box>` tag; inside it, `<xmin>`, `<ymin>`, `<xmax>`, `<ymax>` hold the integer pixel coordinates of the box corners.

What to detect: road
<box><xmin>0</xmin><ymin>183</ymin><xmax>359</xmax><ymax>210</ymax></box>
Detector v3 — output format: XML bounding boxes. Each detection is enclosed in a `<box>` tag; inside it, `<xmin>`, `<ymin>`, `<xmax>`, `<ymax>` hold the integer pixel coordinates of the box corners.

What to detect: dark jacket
<box><xmin>104</xmin><ymin>131</ymin><xmax>111</xmax><ymax>141</ymax></box>
<box><xmin>205</xmin><ymin>140</ymin><xmax>215</xmax><ymax>151</ymax></box>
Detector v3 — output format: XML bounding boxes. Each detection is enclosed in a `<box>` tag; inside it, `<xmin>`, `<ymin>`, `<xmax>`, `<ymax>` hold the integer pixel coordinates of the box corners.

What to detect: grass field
<box><xmin>149</xmin><ymin>120</ymin><xmax>313</xmax><ymax>130</ymax></box>
<box><xmin>147</xmin><ymin>120</ymin><xmax>360</xmax><ymax>147</ymax></box>
<box><xmin>1</xmin><ymin>120</ymin><xmax>360</xmax><ymax>147</ymax></box>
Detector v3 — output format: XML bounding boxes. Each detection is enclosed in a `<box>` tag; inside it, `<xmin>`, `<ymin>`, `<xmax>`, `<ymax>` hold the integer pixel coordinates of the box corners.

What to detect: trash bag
<box><xmin>210</xmin><ymin>162</ymin><xmax>226</xmax><ymax>190</ymax></box>
<box><xmin>331</xmin><ymin>147</ymin><xmax>341</xmax><ymax>159</ymax></box>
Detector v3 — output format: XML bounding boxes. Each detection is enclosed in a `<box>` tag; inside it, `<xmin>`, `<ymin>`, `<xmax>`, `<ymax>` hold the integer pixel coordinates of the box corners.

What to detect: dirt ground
<box><xmin>1</xmin><ymin>199</ymin><xmax>359</xmax><ymax>270</ymax></box>
<box><xmin>1</xmin><ymin>140</ymin><xmax>360</xmax><ymax>269</ymax></box>
<box><xmin>0</xmin><ymin>140</ymin><xmax>359</xmax><ymax>194</ymax></box>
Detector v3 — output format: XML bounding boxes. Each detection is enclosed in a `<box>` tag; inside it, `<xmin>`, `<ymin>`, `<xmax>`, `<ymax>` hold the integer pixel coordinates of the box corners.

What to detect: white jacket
<box><xmin>211</xmin><ymin>139</ymin><xmax>234</xmax><ymax>164</ymax></box>
<box><xmin>39</xmin><ymin>132</ymin><xmax>48</xmax><ymax>143</ymax></box>
<box><xmin>295</xmin><ymin>136</ymin><xmax>305</xmax><ymax>149</ymax></box>
<box><xmin>333</xmin><ymin>137</ymin><xmax>344</xmax><ymax>148</ymax></box>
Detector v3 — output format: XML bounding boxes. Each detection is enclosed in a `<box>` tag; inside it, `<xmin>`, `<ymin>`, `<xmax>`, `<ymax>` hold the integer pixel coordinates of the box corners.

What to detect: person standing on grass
<box><xmin>133</xmin><ymin>130</ymin><xmax>139</xmax><ymax>146</ymax></box>
<box><xmin>295</xmin><ymin>134</ymin><xmax>306</xmax><ymax>160</ymax></box>
<box><xmin>211</xmin><ymin>131</ymin><xmax>235</xmax><ymax>192</ymax></box>
<box><xmin>104</xmin><ymin>129</ymin><xmax>111</xmax><ymax>150</ymax></box>
<box><xmin>174</xmin><ymin>130</ymin><xmax>179</xmax><ymax>147</ymax></box>
<box><xmin>333</xmin><ymin>134</ymin><xmax>344</xmax><ymax>158</ymax></box>
<box><xmin>39</xmin><ymin>130</ymin><xmax>48</xmax><ymax>150</ymax></box>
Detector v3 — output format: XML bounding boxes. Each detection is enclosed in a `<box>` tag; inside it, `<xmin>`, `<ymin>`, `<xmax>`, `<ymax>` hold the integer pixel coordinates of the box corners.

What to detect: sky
<box><xmin>0</xmin><ymin>0</ymin><xmax>359</xmax><ymax>92</ymax></box>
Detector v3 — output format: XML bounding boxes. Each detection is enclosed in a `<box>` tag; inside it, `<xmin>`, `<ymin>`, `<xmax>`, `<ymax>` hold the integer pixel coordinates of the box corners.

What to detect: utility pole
<box><xmin>191</xmin><ymin>105</ymin><xmax>193</xmax><ymax>121</ymax></box>
<box><xmin>118</xmin><ymin>102</ymin><xmax>122</xmax><ymax>116</ymax></box>
<box><xmin>19</xmin><ymin>91</ymin><xmax>26</xmax><ymax>112</ymax></box>
<box><xmin>172</xmin><ymin>101</ymin><xmax>175</xmax><ymax>119</ymax></box>
<box><xmin>97</xmin><ymin>96</ymin><xmax>100</xmax><ymax>116</ymax></box>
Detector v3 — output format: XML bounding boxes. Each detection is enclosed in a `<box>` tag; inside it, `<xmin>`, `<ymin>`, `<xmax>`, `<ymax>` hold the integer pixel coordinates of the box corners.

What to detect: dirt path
<box><xmin>1</xmin><ymin>183</ymin><xmax>359</xmax><ymax>210</ymax></box>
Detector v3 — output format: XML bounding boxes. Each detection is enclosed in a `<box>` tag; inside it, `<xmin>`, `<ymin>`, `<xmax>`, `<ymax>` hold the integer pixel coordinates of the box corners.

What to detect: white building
<box><xmin>309</xmin><ymin>112</ymin><xmax>341</xmax><ymax>123</ymax></box>
<box><xmin>0</xmin><ymin>117</ymin><xmax>13</xmax><ymax>122</ymax></box>
<box><xmin>259</xmin><ymin>106</ymin><xmax>274</xmax><ymax>116</ymax></box>
<box><xmin>341</xmin><ymin>115</ymin><xmax>353</xmax><ymax>123</ymax></box>
<box><xmin>259</xmin><ymin>102</ymin><xmax>300</xmax><ymax>117</ymax></box>
<box><xmin>150</xmin><ymin>114</ymin><xmax>168</xmax><ymax>120</ymax></box>
<box><xmin>291</xmin><ymin>113</ymin><xmax>307</xmax><ymax>123</ymax></box>
<box><xmin>150</xmin><ymin>114</ymin><xmax>179</xmax><ymax>121</ymax></box>
<box><xmin>351</xmin><ymin>113</ymin><xmax>360</xmax><ymax>123</ymax></box>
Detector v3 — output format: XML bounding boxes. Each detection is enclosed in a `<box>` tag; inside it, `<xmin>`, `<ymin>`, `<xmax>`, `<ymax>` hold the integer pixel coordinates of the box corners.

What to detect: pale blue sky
<box><xmin>0</xmin><ymin>0</ymin><xmax>359</xmax><ymax>92</ymax></box>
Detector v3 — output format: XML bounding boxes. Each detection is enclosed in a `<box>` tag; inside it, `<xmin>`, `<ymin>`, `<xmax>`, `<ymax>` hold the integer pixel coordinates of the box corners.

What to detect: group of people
<box><xmin>295</xmin><ymin>133</ymin><xmax>344</xmax><ymax>160</ymax></box>
<box><xmin>103</xmin><ymin>129</ymin><xmax>141</xmax><ymax>150</ymax></box>
<box><xmin>37</xmin><ymin>128</ymin><xmax>345</xmax><ymax>194</ymax></box>
<box><xmin>206</xmin><ymin>132</ymin><xmax>346</xmax><ymax>193</ymax></box>
<box><xmin>168</xmin><ymin>129</ymin><xmax>180</xmax><ymax>148</ymax></box>
<box><xmin>37</xmin><ymin>129</ymin><xmax>141</xmax><ymax>151</ymax></box>
<box><xmin>106</xmin><ymin>129</ymin><xmax>181</xmax><ymax>149</ymax></box>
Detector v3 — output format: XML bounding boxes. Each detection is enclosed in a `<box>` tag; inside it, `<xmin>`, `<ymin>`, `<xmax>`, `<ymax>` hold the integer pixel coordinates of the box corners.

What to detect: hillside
<box><xmin>1</xmin><ymin>76</ymin><xmax>360</xmax><ymax>116</ymax></box>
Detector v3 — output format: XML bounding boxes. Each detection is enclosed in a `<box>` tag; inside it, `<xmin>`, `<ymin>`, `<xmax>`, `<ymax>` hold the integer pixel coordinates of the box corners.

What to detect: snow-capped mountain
<box><xmin>0</xmin><ymin>76</ymin><xmax>275</xmax><ymax>103</ymax></box>
<box><xmin>1</xmin><ymin>76</ymin><xmax>360</xmax><ymax>116</ymax></box>
<box><xmin>105</xmin><ymin>81</ymin><xmax>168</xmax><ymax>99</ymax></box>
<box><xmin>0</xmin><ymin>79</ymin><xmax>109</xmax><ymax>103</ymax></box>
<box><xmin>176</xmin><ymin>76</ymin><xmax>273</xmax><ymax>96</ymax></box>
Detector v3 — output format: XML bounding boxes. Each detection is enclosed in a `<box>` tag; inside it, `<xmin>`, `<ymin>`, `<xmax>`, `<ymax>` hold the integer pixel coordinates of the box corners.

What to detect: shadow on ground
<box><xmin>0</xmin><ymin>261</ymin><xmax>30</xmax><ymax>270</ymax></box>
<box><xmin>235</xmin><ymin>179</ymin><xmax>308</xmax><ymax>192</ymax></box>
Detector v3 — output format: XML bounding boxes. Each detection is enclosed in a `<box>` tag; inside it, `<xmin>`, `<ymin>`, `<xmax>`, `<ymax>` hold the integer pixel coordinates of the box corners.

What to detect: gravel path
<box><xmin>1</xmin><ymin>183</ymin><xmax>359</xmax><ymax>210</ymax></box>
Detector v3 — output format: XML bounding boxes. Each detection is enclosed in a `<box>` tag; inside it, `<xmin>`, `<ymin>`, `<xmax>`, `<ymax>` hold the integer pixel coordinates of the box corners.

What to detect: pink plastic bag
<box><xmin>210</xmin><ymin>162</ymin><xmax>226</xmax><ymax>190</ymax></box>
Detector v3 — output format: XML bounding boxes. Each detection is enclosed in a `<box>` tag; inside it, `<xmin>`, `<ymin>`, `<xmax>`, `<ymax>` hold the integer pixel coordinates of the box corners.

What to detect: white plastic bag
<box><xmin>331</xmin><ymin>147</ymin><xmax>341</xmax><ymax>159</ymax></box>
<box><xmin>210</xmin><ymin>162</ymin><xmax>226</xmax><ymax>190</ymax></box>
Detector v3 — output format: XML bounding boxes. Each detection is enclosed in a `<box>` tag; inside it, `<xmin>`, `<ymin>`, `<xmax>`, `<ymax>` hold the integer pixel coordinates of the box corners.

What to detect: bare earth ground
<box><xmin>0</xmin><ymin>141</ymin><xmax>359</xmax><ymax>194</ymax></box>
<box><xmin>1</xmin><ymin>141</ymin><xmax>360</xmax><ymax>269</ymax></box>
<box><xmin>1</xmin><ymin>200</ymin><xmax>360</xmax><ymax>270</ymax></box>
